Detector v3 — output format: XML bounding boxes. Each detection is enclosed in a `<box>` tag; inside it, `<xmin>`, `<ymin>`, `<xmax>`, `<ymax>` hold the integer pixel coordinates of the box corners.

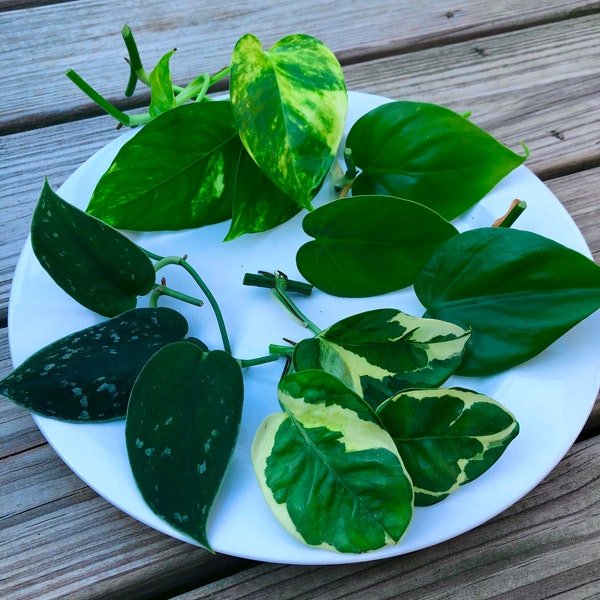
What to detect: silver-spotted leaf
<box><xmin>293</xmin><ymin>308</ymin><xmax>470</xmax><ymax>409</ymax></box>
<box><xmin>0</xmin><ymin>308</ymin><xmax>189</xmax><ymax>421</ymax></box>
<box><xmin>377</xmin><ymin>387</ymin><xmax>519</xmax><ymax>506</ymax></box>
<box><xmin>126</xmin><ymin>342</ymin><xmax>243</xmax><ymax>551</ymax></box>
<box><xmin>252</xmin><ymin>369</ymin><xmax>413</xmax><ymax>553</ymax></box>
<box><xmin>230</xmin><ymin>33</ymin><xmax>347</xmax><ymax>210</ymax></box>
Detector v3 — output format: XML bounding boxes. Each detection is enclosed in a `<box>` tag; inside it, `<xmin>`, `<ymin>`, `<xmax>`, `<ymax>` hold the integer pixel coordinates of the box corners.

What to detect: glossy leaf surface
<box><xmin>252</xmin><ymin>369</ymin><xmax>413</xmax><ymax>553</ymax></box>
<box><xmin>126</xmin><ymin>342</ymin><xmax>244</xmax><ymax>551</ymax></box>
<box><xmin>0</xmin><ymin>308</ymin><xmax>189</xmax><ymax>421</ymax></box>
<box><xmin>31</xmin><ymin>180</ymin><xmax>156</xmax><ymax>317</ymax></box>
<box><xmin>149</xmin><ymin>49</ymin><xmax>177</xmax><ymax>118</ymax></box>
<box><xmin>414</xmin><ymin>227</ymin><xmax>600</xmax><ymax>375</ymax></box>
<box><xmin>377</xmin><ymin>387</ymin><xmax>519</xmax><ymax>505</ymax></box>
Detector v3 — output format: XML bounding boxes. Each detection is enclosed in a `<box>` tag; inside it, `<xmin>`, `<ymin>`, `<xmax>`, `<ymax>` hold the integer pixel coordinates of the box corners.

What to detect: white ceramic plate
<box><xmin>8</xmin><ymin>92</ymin><xmax>600</xmax><ymax>565</ymax></box>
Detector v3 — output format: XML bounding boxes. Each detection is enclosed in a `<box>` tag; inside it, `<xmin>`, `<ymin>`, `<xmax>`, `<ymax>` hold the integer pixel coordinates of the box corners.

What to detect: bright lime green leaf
<box><xmin>149</xmin><ymin>49</ymin><xmax>177</xmax><ymax>118</ymax></box>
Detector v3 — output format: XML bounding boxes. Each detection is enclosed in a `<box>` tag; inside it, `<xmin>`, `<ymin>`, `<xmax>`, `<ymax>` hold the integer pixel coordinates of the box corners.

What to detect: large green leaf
<box><xmin>377</xmin><ymin>387</ymin><xmax>519</xmax><ymax>506</ymax></box>
<box><xmin>230</xmin><ymin>33</ymin><xmax>347</xmax><ymax>211</ymax></box>
<box><xmin>414</xmin><ymin>227</ymin><xmax>600</xmax><ymax>375</ymax></box>
<box><xmin>293</xmin><ymin>308</ymin><xmax>470</xmax><ymax>409</ymax></box>
<box><xmin>31</xmin><ymin>180</ymin><xmax>156</xmax><ymax>317</ymax></box>
<box><xmin>296</xmin><ymin>195</ymin><xmax>458</xmax><ymax>297</ymax></box>
<box><xmin>87</xmin><ymin>101</ymin><xmax>242</xmax><ymax>231</ymax></box>
<box><xmin>126</xmin><ymin>342</ymin><xmax>244</xmax><ymax>551</ymax></box>
<box><xmin>346</xmin><ymin>101</ymin><xmax>525</xmax><ymax>220</ymax></box>
<box><xmin>0</xmin><ymin>308</ymin><xmax>189</xmax><ymax>421</ymax></box>
<box><xmin>252</xmin><ymin>369</ymin><xmax>413</xmax><ymax>553</ymax></box>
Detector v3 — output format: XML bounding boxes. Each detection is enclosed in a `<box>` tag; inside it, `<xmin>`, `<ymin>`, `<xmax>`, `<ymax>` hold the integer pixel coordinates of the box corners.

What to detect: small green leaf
<box><xmin>293</xmin><ymin>308</ymin><xmax>470</xmax><ymax>409</ymax></box>
<box><xmin>126</xmin><ymin>342</ymin><xmax>244</xmax><ymax>551</ymax></box>
<box><xmin>31</xmin><ymin>179</ymin><xmax>156</xmax><ymax>317</ymax></box>
<box><xmin>0</xmin><ymin>308</ymin><xmax>189</xmax><ymax>421</ymax></box>
<box><xmin>296</xmin><ymin>195</ymin><xmax>458</xmax><ymax>297</ymax></box>
<box><xmin>230</xmin><ymin>33</ymin><xmax>347</xmax><ymax>210</ymax></box>
<box><xmin>149</xmin><ymin>49</ymin><xmax>177</xmax><ymax>118</ymax></box>
<box><xmin>377</xmin><ymin>387</ymin><xmax>519</xmax><ymax>505</ymax></box>
<box><xmin>414</xmin><ymin>227</ymin><xmax>600</xmax><ymax>375</ymax></box>
<box><xmin>252</xmin><ymin>370</ymin><xmax>413</xmax><ymax>553</ymax></box>
<box><xmin>346</xmin><ymin>101</ymin><xmax>525</xmax><ymax>220</ymax></box>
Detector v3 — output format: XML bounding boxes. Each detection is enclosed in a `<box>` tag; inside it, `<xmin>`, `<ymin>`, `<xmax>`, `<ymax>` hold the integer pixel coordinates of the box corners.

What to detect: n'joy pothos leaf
<box><xmin>377</xmin><ymin>387</ymin><xmax>519</xmax><ymax>506</ymax></box>
<box><xmin>252</xmin><ymin>370</ymin><xmax>414</xmax><ymax>554</ymax></box>
<box><xmin>292</xmin><ymin>308</ymin><xmax>470</xmax><ymax>409</ymax></box>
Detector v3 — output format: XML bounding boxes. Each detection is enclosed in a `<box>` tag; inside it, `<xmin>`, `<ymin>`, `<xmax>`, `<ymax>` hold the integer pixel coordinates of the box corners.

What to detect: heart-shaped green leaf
<box><xmin>377</xmin><ymin>387</ymin><xmax>519</xmax><ymax>506</ymax></box>
<box><xmin>230</xmin><ymin>33</ymin><xmax>347</xmax><ymax>210</ymax></box>
<box><xmin>0</xmin><ymin>308</ymin><xmax>189</xmax><ymax>421</ymax></box>
<box><xmin>31</xmin><ymin>180</ymin><xmax>156</xmax><ymax>317</ymax></box>
<box><xmin>126</xmin><ymin>342</ymin><xmax>244</xmax><ymax>551</ymax></box>
<box><xmin>149</xmin><ymin>49</ymin><xmax>177</xmax><ymax>118</ymax></box>
<box><xmin>346</xmin><ymin>101</ymin><xmax>525</xmax><ymax>220</ymax></box>
<box><xmin>87</xmin><ymin>101</ymin><xmax>242</xmax><ymax>231</ymax></box>
<box><xmin>293</xmin><ymin>308</ymin><xmax>470</xmax><ymax>409</ymax></box>
<box><xmin>252</xmin><ymin>369</ymin><xmax>413</xmax><ymax>553</ymax></box>
<box><xmin>414</xmin><ymin>227</ymin><xmax>600</xmax><ymax>375</ymax></box>
<box><xmin>296</xmin><ymin>195</ymin><xmax>458</xmax><ymax>297</ymax></box>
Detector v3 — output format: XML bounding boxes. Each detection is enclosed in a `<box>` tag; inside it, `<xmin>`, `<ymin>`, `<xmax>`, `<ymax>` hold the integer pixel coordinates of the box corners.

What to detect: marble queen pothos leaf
<box><xmin>377</xmin><ymin>387</ymin><xmax>519</xmax><ymax>506</ymax></box>
<box><xmin>230</xmin><ymin>33</ymin><xmax>347</xmax><ymax>211</ymax></box>
<box><xmin>293</xmin><ymin>308</ymin><xmax>470</xmax><ymax>410</ymax></box>
<box><xmin>252</xmin><ymin>369</ymin><xmax>414</xmax><ymax>554</ymax></box>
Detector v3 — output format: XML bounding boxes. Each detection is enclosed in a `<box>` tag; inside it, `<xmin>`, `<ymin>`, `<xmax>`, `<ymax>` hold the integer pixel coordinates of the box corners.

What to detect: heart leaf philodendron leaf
<box><xmin>87</xmin><ymin>101</ymin><xmax>243</xmax><ymax>231</ymax></box>
<box><xmin>126</xmin><ymin>341</ymin><xmax>244</xmax><ymax>552</ymax></box>
<box><xmin>414</xmin><ymin>227</ymin><xmax>600</xmax><ymax>375</ymax></box>
<box><xmin>346</xmin><ymin>101</ymin><xmax>526</xmax><ymax>220</ymax></box>
<box><xmin>296</xmin><ymin>195</ymin><xmax>458</xmax><ymax>297</ymax></box>
<box><xmin>0</xmin><ymin>308</ymin><xmax>189</xmax><ymax>421</ymax></box>
<box><xmin>252</xmin><ymin>369</ymin><xmax>414</xmax><ymax>554</ymax></box>
<box><xmin>377</xmin><ymin>388</ymin><xmax>519</xmax><ymax>506</ymax></box>
<box><xmin>230</xmin><ymin>33</ymin><xmax>348</xmax><ymax>211</ymax></box>
<box><xmin>149</xmin><ymin>49</ymin><xmax>177</xmax><ymax>118</ymax></box>
<box><xmin>293</xmin><ymin>308</ymin><xmax>470</xmax><ymax>409</ymax></box>
<box><xmin>31</xmin><ymin>180</ymin><xmax>156</xmax><ymax>317</ymax></box>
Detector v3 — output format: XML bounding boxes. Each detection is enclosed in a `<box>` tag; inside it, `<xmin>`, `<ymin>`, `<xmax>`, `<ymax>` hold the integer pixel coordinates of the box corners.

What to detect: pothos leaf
<box><xmin>149</xmin><ymin>49</ymin><xmax>177</xmax><ymax>118</ymax></box>
<box><xmin>0</xmin><ymin>308</ymin><xmax>189</xmax><ymax>421</ymax></box>
<box><xmin>293</xmin><ymin>308</ymin><xmax>470</xmax><ymax>409</ymax></box>
<box><xmin>230</xmin><ymin>33</ymin><xmax>348</xmax><ymax>211</ymax></box>
<box><xmin>377</xmin><ymin>387</ymin><xmax>519</xmax><ymax>506</ymax></box>
<box><xmin>252</xmin><ymin>369</ymin><xmax>414</xmax><ymax>553</ymax></box>
<box><xmin>126</xmin><ymin>342</ymin><xmax>244</xmax><ymax>551</ymax></box>
<box><xmin>31</xmin><ymin>179</ymin><xmax>156</xmax><ymax>317</ymax></box>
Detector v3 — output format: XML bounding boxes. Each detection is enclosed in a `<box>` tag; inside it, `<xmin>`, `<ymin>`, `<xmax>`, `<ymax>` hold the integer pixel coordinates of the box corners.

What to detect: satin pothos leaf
<box><xmin>414</xmin><ymin>227</ymin><xmax>600</xmax><ymax>375</ymax></box>
<box><xmin>293</xmin><ymin>309</ymin><xmax>470</xmax><ymax>409</ymax></box>
<box><xmin>87</xmin><ymin>101</ymin><xmax>242</xmax><ymax>231</ymax></box>
<box><xmin>252</xmin><ymin>369</ymin><xmax>414</xmax><ymax>554</ymax></box>
<box><xmin>346</xmin><ymin>101</ymin><xmax>525</xmax><ymax>220</ymax></box>
<box><xmin>377</xmin><ymin>387</ymin><xmax>519</xmax><ymax>506</ymax></box>
<box><xmin>126</xmin><ymin>342</ymin><xmax>244</xmax><ymax>551</ymax></box>
<box><xmin>230</xmin><ymin>33</ymin><xmax>347</xmax><ymax>210</ymax></box>
<box><xmin>31</xmin><ymin>180</ymin><xmax>156</xmax><ymax>317</ymax></box>
<box><xmin>149</xmin><ymin>49</ymin><xmax>177</xmax><ymax>118</ymax></box>
<box><xmin>296</xmin><ymin>195</ymin><xmax>458</xmax><ymax>297</ymax></box>
<box><xmin>0</xmin><ymin>308</ymin><xmax>189</xmax><ymax>421</ymax></box>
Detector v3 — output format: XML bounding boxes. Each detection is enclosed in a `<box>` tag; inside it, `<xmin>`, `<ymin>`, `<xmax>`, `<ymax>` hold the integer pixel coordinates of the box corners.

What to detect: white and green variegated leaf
<box><xmin>377</xmin><ymin>387</ymin><xmax>519</xmax><ymax>506</ymax></box>
<box><xmin>251</xmin><ymin>370</ymin><xmax>414</xmax><ymax>554</ymax></box>
<box><xmin>230</xmin><ymin>33</ymin><xmax>348</xmax><ymax>210</ymax></box>
<box><xmin>292</xmin><ymin>308</ymin><xmax>470</xmax><ymax>409</ymax></box>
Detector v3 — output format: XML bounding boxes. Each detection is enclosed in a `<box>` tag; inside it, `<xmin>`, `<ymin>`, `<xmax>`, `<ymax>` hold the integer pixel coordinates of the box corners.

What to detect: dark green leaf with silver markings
<box><xmin>293</xmin><ymin>309</ymin><xmax>470</xmax><ymax>409</ymax></box>
<box><xmin>126</xmin><ymin>342</ymin><xmax>244</xmax><ymax>551</ymax></box>
<box><xmin>377</xmin><ymin>387</ymin><xmax>519</xmax><ymax>506</ymax></box>
<box><xmin>252</xmin><ymin>369</ymin><xmax>413</xmax><ymax>553</ymax></box>
<box><xmin>0</xmin><ymin>308</ymin><xmax>189</xmax><ymax>421</ymax></box>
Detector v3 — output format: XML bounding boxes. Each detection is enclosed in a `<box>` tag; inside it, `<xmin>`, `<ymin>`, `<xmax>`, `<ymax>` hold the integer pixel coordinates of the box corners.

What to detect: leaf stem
<box><xmin>492</xmin><ymin>199</ymin><xmax>527</xmax><ymax>228</ymax></box>
<box><xmin>149</xmin><ymin>282</ymin><xmax>204</xmax><ymax>308</ymax></box>
<box><xmin>175</xmin><ymin>73</ymin><xmax>210</xmax><ymax>105</ymax></box>
<box><xmin>239</xmin><ymin>353</ymin><xmax>282</xmax><ymax>368</ymax></box>
<box><xmin>271</xmin><ymin>271</ymin><xmax>321</xmax><ymax>334</ymax></box>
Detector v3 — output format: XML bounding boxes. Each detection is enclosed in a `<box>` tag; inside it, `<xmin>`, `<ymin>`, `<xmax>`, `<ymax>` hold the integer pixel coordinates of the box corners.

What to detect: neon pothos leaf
<box><xmin>149</xmin><ymin>49</ymin><xmax>177</xmax><ymax>118</ymax></box>
<box><xmin>414</xmin><ymin>227</ymin><xmax>600</xmax><ymax>375</ymax></box>
<box><xmin>31</xmin><ymin>180</ymin><xmax>156</xmax><ymax>317</ymax></box>
<box><xmin>296</xmin><ymin>195</ymin><xmax>458</xmax><ymax>297</ymax></box>
<box><xmin>252</xmin><ymin>370</ymin><xmax>413</xmax><ymax>553</ymax></box>
<box><xmin>126</xmin><ymin>342</ymin><xmax>244</xmax><ymax>551</ymax></box>
<box><xmin>0</xmin><ymin>308</ymin><xmax>189</xmax><ymax>421</ymax></box>
<box><xmin>346</xmin><ymin>101</ymin><xmax>525</xmax><ymax>220</ymax></box>
<box><xmin>293</xmin><ymin>309</ymin><xmax>470</xmax><ymax>409</ymax></box>
<box><xmin>230</xmin><ymin>33</ymin><xmax>347</xmax><ymax>210</ymax></box>
<box><xmin>377</xmin><ymin>387</ymin><xmax>519</xmax><ymax>506</ymax></box>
